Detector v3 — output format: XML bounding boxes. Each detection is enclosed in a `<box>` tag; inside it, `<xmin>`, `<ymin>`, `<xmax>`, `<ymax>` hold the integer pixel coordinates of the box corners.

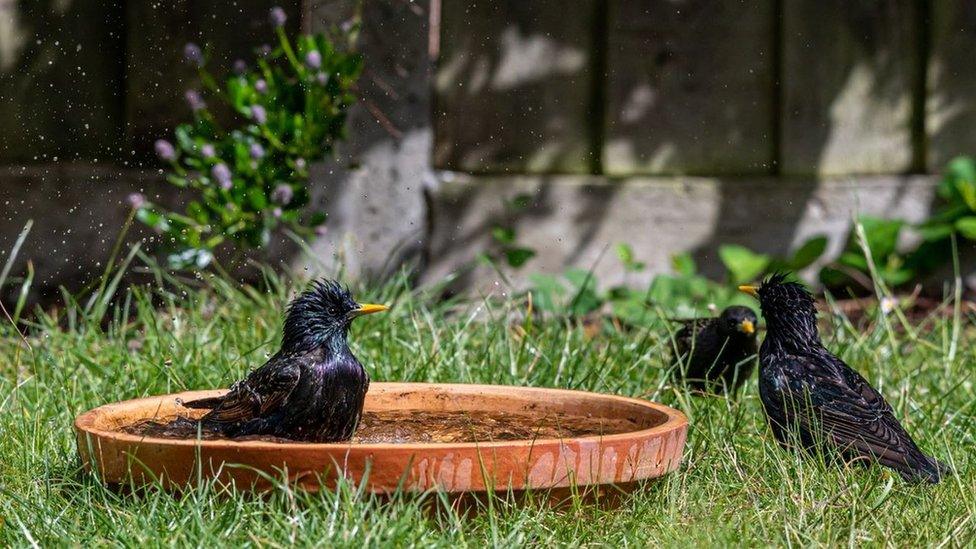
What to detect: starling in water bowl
<box><xmin>181</xmin><ymin>279</ymin><xmax>388</xmax><ymax>442</ymax></box>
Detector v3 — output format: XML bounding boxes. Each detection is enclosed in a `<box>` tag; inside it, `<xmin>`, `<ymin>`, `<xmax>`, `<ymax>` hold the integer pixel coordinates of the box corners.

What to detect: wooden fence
<box><xmin>433</xmin><ymin>1</ymin><xmax>976</xmax><ymax>177</ymax></box>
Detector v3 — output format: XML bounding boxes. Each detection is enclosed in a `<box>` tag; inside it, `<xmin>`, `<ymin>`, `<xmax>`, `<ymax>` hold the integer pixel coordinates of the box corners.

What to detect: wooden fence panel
<box><xmin>780</xmin><ymin>0</ymin><xmax>918</xmax><ymax>175</ymax></box>
<box><xmin>124</xmin><ymin>1</ymin><xmax>300</xmax><ymax>156</ymax></box>
<box><xmin>0</xmin><ymin>0</ymin><xmax>124</xmax><ymax>162</ymax></box>
<box><xmin>603</xmin><ymin>0</ymin><xmax>776</xmax><ymax>176</ymax></box>
<box><xmin>433</xmin><ymin>0</ymin><xmax>598</xmax><ymax>173</ymax></box>
<box><xmin>927</xmin><ymin>0</ymin><xmax>976</xmax><ymax>170</ymax></box>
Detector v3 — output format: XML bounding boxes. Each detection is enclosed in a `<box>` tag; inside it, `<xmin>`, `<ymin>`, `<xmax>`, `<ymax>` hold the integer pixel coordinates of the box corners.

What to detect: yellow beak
<box><xmin>738</xmin><ymin>285</ymin><xmax>759</xmax><ymax>298</ymax></box>
<box><xmin>739</xmin><ymin>319</ymin><xmax>755</xmax><ymax>335</ymax></box>
<box><xmin>351</xmin><ymin>303</ymin><xmax>389</xmax><ymax>317</ymax></box>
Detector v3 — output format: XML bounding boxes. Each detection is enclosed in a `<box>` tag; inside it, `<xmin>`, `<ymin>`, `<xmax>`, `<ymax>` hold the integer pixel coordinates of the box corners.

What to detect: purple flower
<box><xmin>184</xmin><ymin>89</ymin><xmax>205</xmax><ymax>112</ymax></box>
<box><xmin>269</xmin><ymin>6</ymin><xmax>287</xmax><ymax>27</ymax></box>
<box><xmin>271</xmin><ymin>183</ymin><xmax>293</xmax><ymax>205</ymax></box>
<box><xmin>294</xmin><ymin>158</ymin><xmax>306</xmax><ymax>170</ymax></box>
<box><xmin>254</xmin><ymin>79</ymin><xmax>268</xmax><ymax>94</ymax></box>
<box><xmin>314</xmin><ymin>224</ymin><xmax>328</xmax><ymax>236</ymax></box>
<box><xmin>272</xmin><ymin>207</ymin><xmax>283</xmax><ymax>219</ymax></box>
<box><xmin>233</xmin><ymin>59</ymin><xmax>247</xmax><ymax>75</ymax></box>
<box><xmin>249</xmin><ymin>143</ymin><xmax>265</xmax><ymax>159</ymax></box>
<box><xmin>154</xmin><ymin>139</ymin><xmax>176</xmax><ymax>161</ymax></box>
<box><xmin>305</xmin><ymin>50</ymin><xmax>322</xmax><ymax>69</ymax></box>
<box><xmin>126</xmin><ymin>192</ymin><xmax>146</xmax><ymax>209</ymax></box>
<box><xmin>200</xmin><ymin>143</ymin><xmax>215</xmax><ymax>158</ymax></box>
<box><xmin>183</xmin><ymin>42</ymin><xmax>204</xmax><ymax>66</ymax></box>
<box><xmin>249</xmin><ymin>104</ymin><xmax>267</xmax><ymax>124</ymax></box>
<box><xmin>316</xmin><ymin>72</ymin><xmax>328</xmax><ymax>85</ymax></box>
<box><xmin>212</xmin><ymin>163</ymin><xmax>233</xmax><ymax>190</ymax></box>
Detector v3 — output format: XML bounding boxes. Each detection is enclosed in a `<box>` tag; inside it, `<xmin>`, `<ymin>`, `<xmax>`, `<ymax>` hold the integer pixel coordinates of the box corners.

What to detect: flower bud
<box><xmin>154</xmin><ymin>139</ymin><xmax>176</xmax><ymax>161</ymax></box>
<box><xmin>269</xmin><ymin>7</ymin><xmax>287</xmax><ymax>27</ymax></box>
<box><xmin>212</xmin><ymin>163</ymin><xmax>233</xmax><ymax>190</ymax></box>
<box><xmin>183</xmin><ymin>42</ymin><xmax>204</xmax><ymax>66</ymax></box>
<box><xmin>271</xmin><ymin>183</ymin><xmax>293</xmax><ymax>205</ymax></box>
<box><xmin>185</xmin><ymin>89</ymin><xmax>206</xmax><ymax>112</ymax></box>
<box><xmin>126</xmin><ymin>192</ymin><xmax>147</xmax><ymax>209</ymax></box>
<box><xmin>305</xmin><ymin>50</ymin><xmax>322</xmax><ymax>69</ymax></box>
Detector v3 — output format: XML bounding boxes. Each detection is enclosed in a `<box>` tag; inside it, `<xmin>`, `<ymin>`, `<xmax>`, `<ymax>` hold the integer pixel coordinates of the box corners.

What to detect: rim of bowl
<box><xmin>74</xmin><ymin>382</ymin><xmax>688</xmax><ymax>452</ymax></box>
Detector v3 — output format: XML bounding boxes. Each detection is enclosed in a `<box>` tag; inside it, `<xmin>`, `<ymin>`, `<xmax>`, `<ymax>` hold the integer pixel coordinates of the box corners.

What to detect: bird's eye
<box><xmin>328</xmin><ymin>307</ymin><xmax>337</xmax><ymax>315</ymax></box>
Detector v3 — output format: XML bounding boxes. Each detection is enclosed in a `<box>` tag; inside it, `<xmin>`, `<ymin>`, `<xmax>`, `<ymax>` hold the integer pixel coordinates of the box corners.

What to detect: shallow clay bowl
<box><xmin>75</xmin><ymin>382</ymin><xmax>687</xmax><ymax>493</ymax></box>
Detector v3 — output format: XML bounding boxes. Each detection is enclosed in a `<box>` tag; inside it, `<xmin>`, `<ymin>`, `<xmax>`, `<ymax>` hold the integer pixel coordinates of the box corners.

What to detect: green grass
<box><xmin>0</xmin><ymin>269</ymin><xmax>974</xmax><ymax>546</ymax></box>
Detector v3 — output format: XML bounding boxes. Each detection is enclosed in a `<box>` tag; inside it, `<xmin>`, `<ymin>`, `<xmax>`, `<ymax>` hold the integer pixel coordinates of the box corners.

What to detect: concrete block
<box><xmin>423</xmin><ymin>173</ymin><xmax>941</xmax><ymax>294</ymax></box>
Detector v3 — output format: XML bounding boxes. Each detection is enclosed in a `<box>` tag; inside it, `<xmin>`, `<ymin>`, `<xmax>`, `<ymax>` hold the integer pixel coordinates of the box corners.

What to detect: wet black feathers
<box><xmin>752</xmin><ymin>275</ymin><xmax>950</xmax><ymax>483</ymax></box>
<box><xmin>670</xmin><ymin>306</ymin><xmax>759</xmax><ymax>393</ymax></box>
<box><xmin>182</xmin><ymin>279</ymin><xmax>370</xmax><ymax>442</ymax></box>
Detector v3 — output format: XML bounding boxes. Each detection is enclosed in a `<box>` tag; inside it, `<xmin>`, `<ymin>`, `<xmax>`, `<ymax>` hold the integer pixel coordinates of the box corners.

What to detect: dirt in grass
<box><xmin>120</xmin><ymin>409</ymin><xmax>644</xmax><ymax>444</ymax></box>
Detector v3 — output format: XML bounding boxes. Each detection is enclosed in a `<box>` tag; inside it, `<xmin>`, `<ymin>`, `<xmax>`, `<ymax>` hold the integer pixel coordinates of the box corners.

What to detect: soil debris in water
<box><xmin>121</xmin><ymin>409</ymin><xmax>644</xmax><ymax>443</ymax></box>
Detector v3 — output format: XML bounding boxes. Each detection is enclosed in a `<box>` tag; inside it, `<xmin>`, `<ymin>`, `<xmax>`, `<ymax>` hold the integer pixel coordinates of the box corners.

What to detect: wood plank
<box><xmin>124</xmin><ymin>1</ymin><xmax>300</xmax><ymax>158</ymax></box>
<box><xmin>781</xmin><ymin>0</ymin><xmax>918</xmax><ymax>175</ymax></box>
<box><xmin>433</xmin><ymin>0</ymin><xmax>598</xmax><ymax>173</ymax></box>
<box><xmin>927</xmin><ymin>0</ymin><xmax>976</xmax><ymax>170</ymax></box>
<box><xmin>0</xmin><ymin>0</ymin><xmax>124</xmax><ymax>162</ymax></box>
<box><xmin>603</xmin><ymin>0</ymin><xmax>776</xmax><ymax>176</ymax></box>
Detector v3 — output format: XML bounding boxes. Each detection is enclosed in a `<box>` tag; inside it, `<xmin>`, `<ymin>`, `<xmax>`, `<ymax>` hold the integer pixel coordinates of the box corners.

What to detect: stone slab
<box><xmin>422</xmin><ymin>174</ymin><xmax>943</xmax><ymax>293</ymax></box>
<box><xmin>603</xmin><ymin>0</ymin><xmax>776</xmax><ymax>175</ymax></box>
<box><xmin>781</xmin><ymin>0</ymin><xmax>918</xmax><ymax>175</ymax></box>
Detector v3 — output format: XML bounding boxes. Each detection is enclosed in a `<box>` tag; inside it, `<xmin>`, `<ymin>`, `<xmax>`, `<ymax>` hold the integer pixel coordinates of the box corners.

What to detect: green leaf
<box><xmin>942</xmin><ymin>156</ymin><xmax>976</xmax><ymax>207</ymax></box>
<box><xmin>528</xmin><ymin>273</ymin><xmax>564</xmax><ymax>312</ymax></box>
<box><xmin>955</xmin><ymin>216</ymin><xmax>976</xmax><ymax>239</ymax></box>
<box><xmin>308</xmin><ymin>212</ymin><xmax>327</xmax><ymax>226</ymax></box>
<box><xmin>956</xmin><ymin>179</ymin><xmax>976</xmax><ymax>211</ymax></box>
<box><xmin>616</xmin><ymin>243</ymin><xmax>634</xmax><ymax>265</ymax></box>
<box><xmin>837</xmin><ymin>251</ymin><xmax>868</xmax><ymax>271</ymax></box>
<box><xmin>671</xmin><ymin>253</ymin><xmax>697</xmax><ymax>277</ymax></box>
<box><xmin>491</xmin><ymin>227</ymin><xmax>515</xmax><ymax>245</ymax></box>
<box><xmin>135</xmin><ymin>208</ymin><xmax>170</xmax><ymax>232</ymax></box>
<box><xmin>509</xmin><ymin>193</ymin><xmax>532</xmax><ymax>210</ymax></box>
<box><xmin>856</xmin><ymin>216</ymin><xmax>903</xmax><ymax>260</ymax></box>
<box><xmin>504</xmin><ymin>248</ymin><xmax>535</xmax><ymax>268</ymax></box>
<box><xmin>246</xmin><ymin>187</ymin><xmax>267</xmax><ymax>210</ymax></box>
<box><xmin>916</xmin><ymin>223</ymin><xmax>954</xmax><ymax>242</ymax></box>
<box><xmin>789</xmin><ymin>235</ymin><xmax>828</xmax><ymax>270</ymax></box>
<box><xmin>718</xmin><ymin>245</ymin><xmax>770</xmax><ymax>285</ymax></box>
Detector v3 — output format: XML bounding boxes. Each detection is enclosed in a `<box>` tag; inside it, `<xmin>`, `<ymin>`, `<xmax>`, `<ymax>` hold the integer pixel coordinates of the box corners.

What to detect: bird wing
<box><xmin>784</xmin><ymin>352</ymin><xmax>926</xmax><ymax>468</ymax></box>
<box><xmin>204</xmin><ymin>353</ymin><xmax>301</xmax><ymax>424</ymax></box>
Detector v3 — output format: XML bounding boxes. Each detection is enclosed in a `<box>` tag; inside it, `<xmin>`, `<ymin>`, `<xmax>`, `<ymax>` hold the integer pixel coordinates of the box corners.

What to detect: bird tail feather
<box><xmin>892</xmin><ymin>451</ymin><xmax>952</xmax><ymax>484</ymax></box>
<box><xmin>179</xmin><ymin>396</ymin><xmax>224</xmax><ymax>410</ymax></box>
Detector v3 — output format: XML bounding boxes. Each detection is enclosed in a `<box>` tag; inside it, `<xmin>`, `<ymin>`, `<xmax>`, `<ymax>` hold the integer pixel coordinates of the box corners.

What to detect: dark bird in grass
<box><xmin>182</xmin><ymin>279</ymin><xmax>388</xmax><ymax>442</ymax></box>
<box><xmin>670</xmin><ymin>306</ymin><xmax>758</xmax><ymax>393</ymax></box>
<box><xmin>740</xmin><ymin>273</ymin><xmax>950</xmax><ymax>483</ymax></box>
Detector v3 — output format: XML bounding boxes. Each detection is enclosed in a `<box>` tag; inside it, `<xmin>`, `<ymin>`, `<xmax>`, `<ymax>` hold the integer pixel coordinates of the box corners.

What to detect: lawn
<box><xmin>0</xmin><ymin>270</ymin><xmax>973</xmax><ymax>546</ymax></box>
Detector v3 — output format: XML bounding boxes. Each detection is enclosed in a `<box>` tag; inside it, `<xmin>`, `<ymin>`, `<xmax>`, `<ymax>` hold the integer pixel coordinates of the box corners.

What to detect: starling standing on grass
<box><xmin>739</xmin><ymin>273</ymin><xmax>950</xmax><ymax>483</ymax></box>
<box><xmin>182</xmin><ymin>280</ymin><xmax>388</xmax><ymax>442</ymax></box>
<box><xmin>670</xmin><ymin>306</ymin><xmax>758</xmax><ymax>393</ymax></box>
